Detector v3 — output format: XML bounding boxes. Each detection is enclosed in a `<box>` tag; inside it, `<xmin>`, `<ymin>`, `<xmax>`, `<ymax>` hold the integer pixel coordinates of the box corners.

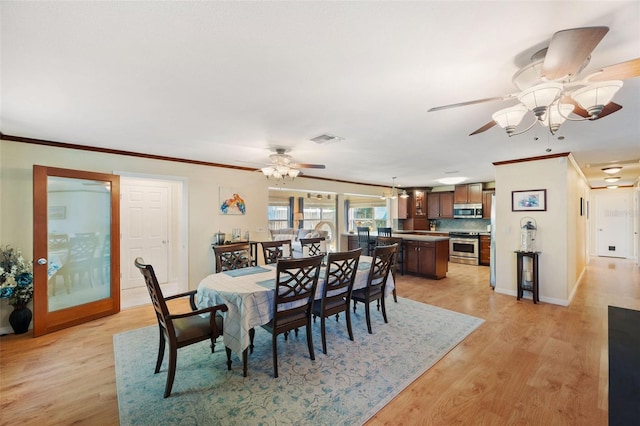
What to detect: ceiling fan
<box><xmin>428</xmin><ymin>27</ymin><xmax>640</xmax><ymax>137</ymax></box>
<box><xmin>259</xmin><ymin>148</ymin><xmax>325</xmax><ymax>180</ymax></box>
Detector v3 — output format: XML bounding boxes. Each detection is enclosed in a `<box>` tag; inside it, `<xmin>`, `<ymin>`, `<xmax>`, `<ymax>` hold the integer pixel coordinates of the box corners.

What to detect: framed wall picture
<box><xmin>219</xmin><ymin>187</ymin><xmax>246</xmax><ymax>215</ymax></box>
<box><xmin>512</xmin><ymin>189</ymin><xmax>546</xmax><ymax>212</ymax></box>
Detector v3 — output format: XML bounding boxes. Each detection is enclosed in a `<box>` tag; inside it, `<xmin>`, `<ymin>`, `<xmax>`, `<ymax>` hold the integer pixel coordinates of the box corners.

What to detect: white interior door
<box><xmin>121</xmin><ymin>180</ymin><xmax>170</xmax><ymax>289</ymax></box>
<box><xmin>596</xmin><ymin>192</ymin><xmax>628</xmax><ymax>258</ymax></box>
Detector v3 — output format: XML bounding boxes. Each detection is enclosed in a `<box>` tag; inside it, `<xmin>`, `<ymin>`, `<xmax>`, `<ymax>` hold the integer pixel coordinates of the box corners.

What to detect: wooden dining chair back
<box><xmin>260</xmin><ymin>255</ymin><xmax>323</xmax><ymax>378</ymax></box>
<box><xmin>377</xmin><ymin>227</ymin><xmax>392</xmax><ymax>237</ymax></box>
<box><xmin>375</xmin><ymin>236</ymin><xmax>403</xmax><ymax>302</ymax></box>
<box><xmin>351</xmin><ymin>243</ymin><xmax>397</xmax><ymax>334</ymax></box>
<box><xmin>299</xmin><ymin>237</ymin><xmax>326</xmax><ymax>257</ymax></box>
<box><xmin>134</xmin><ymin>257</ymin><xmax>230</xmax><ymax>397</ymax></box>
<box><xmin>356</xmin><ymin>227</ymin><xmax>374</xmax><ymax>256</ymax></box>
<box><xmin>261</xmin><ymin>240</ymin><xmax>292</xmax><ymax>264</ymax></box>
<box><xmin>213</xmin><ymin>242</ymin><xmax>252</xmax><ymax>273</ymax></box>
<box><xmin>66</xmin><ymin>232</ymin><xmax>99</xmax><ymax>288</ymax></box>
<box><xmin>312</xmin><ymin>248</ymin><xmax>361</xmax><ymax>354</ymax></box>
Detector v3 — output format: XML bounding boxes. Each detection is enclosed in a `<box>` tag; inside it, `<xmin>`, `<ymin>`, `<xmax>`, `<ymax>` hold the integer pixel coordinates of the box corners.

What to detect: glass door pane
<box><xmin>47</xmin><ymin>177</ymin><xmax>112</xmax><ymax>311</ymax></box>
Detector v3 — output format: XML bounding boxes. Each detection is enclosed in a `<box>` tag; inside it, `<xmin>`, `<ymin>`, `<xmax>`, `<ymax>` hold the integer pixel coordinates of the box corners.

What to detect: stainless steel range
<box><xmin>449</xmin><ymin>231</ymin><xmax>480</xmax><ymax>265</ymax></box>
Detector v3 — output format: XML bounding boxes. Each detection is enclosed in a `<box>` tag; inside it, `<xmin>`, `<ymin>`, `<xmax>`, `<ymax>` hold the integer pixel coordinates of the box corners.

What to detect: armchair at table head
<box><xmin>260</xmin><ymin>255</ymin><xmax>323</xmax><ymax>378</ymax></box>
<box><xmin>213</xmin><ymin>242</ymin><xmax>252</xmax><ymax>273</ymax></box>
<box><xmin>261</xmin><ymin>240</ymin><xmax>292</xmax><ymax>264</ymax></box>
<box><xmin>312</xmin><ymin>248</ymin><xmax>361</xmax><ymax>354</ymax></box>
<box><xmin>134</xmin><ymin>257</ymin><xmax>230</xmax><ymax>397</ymax></box>
<box><xmin>351</xmin><ymin>243</ymin><xmax>397</xmax><ymax>334</ymax></box>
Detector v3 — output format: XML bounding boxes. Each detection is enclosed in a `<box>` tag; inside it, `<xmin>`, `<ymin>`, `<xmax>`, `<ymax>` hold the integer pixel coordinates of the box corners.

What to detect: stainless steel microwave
<box><xmin>453</xmin><ymin>203</ymin><xmax>483</xmax><ymax>219</ymax></box>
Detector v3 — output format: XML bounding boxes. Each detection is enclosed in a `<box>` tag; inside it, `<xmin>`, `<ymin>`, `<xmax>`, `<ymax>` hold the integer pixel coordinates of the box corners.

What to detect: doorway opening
<box><xmin>118</xmin><ymin>173</ymin><xmax>188</xmax><ymax>308</ymax></box>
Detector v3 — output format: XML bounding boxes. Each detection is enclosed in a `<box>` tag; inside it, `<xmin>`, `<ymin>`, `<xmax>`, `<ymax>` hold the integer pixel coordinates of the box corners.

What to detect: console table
<box><xmin>515</xmin><ymin>251</ymin><xmax>540</xmax><ymax>303</ymax></box>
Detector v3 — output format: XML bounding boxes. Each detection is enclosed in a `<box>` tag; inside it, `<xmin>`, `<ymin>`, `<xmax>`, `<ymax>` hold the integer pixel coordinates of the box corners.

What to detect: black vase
<box><xmin>9</xmin><ymin>305</ymin><xmax>32</xmax><ymax>335</ymax></box>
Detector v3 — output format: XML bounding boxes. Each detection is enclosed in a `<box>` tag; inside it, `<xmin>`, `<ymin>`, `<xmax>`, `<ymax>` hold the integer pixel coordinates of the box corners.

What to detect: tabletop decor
<box><xmin>114</xmin><ymin>297</ymin><xmax>484</xmax><ymax>424</ymax></box>
<box><xmin>0</xmin><ymin>245</ymin><xmax>34</xmax><ymax>334</ymax></box>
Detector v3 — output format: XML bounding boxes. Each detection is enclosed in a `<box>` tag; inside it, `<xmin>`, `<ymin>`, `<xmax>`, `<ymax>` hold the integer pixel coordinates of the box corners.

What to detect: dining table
<box><xmin>195</xmin><ymin>255</ymin><xmax>394</xmax><ymax>358</ymax></box>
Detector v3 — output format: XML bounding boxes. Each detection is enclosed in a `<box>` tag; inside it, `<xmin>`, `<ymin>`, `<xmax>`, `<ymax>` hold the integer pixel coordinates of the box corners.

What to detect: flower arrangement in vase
<box><xmin>0</xmin><ymin>245</ymin><xmax>34</xmax><ymax>334</ymax></box>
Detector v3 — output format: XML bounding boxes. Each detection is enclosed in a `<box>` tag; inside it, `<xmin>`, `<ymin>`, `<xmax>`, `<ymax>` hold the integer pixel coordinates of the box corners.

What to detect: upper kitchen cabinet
<box><xmin>398</xmin><ymin>191</ymin><xmax>409</xmax><ymax>219</ymax></box>
<box><xmin>482</xmin><ymin>189</ymin><xmax>495</xmax><ymax>219</ymax></box>
<box><xmin>427</xmin><ymin>191</ymin><xmax>453</xmax><ymax>219</ymax></box>
<box><xmin>413</xmin><ymin>189</ymin><xmax>427</xmax><ymax>217</ymax></box>
<box><xmin>454</xmin><ymin>183</ymin><xmax>483</xmax><ymax>204</ymax></box>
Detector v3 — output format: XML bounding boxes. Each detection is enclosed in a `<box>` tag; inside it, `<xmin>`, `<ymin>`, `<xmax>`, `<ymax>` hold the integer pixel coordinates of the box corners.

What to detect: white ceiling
<box><xmin>2</xmin><ymin>1</ymin><xmax>639</xmax><ymax>189</ymax></box>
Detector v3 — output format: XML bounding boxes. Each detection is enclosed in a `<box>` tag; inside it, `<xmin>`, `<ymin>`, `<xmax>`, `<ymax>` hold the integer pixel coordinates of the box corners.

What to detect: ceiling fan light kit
<box><xmin>430</xmin><ymin>26</ymin><xmax>638</xmax><ymax>139</ymax></box>
<box><xmin>604</xmin><ymin>176</ymin><xmax>621</xmax><ymax>183</ymax></box>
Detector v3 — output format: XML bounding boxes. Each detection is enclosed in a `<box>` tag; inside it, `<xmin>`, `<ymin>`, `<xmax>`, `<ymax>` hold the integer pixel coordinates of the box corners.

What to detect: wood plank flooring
<box><xmin>1</xmin><ymin>257</ymin><xmax>638</xmax><ymax>425</ymax></box>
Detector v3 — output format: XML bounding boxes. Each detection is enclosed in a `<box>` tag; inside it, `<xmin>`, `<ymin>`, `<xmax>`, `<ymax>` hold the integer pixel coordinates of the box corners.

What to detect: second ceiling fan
<box><xmin>429</xmin><ymin>26</ymin><xmax>640</xmax><ymax>137</ymax></box>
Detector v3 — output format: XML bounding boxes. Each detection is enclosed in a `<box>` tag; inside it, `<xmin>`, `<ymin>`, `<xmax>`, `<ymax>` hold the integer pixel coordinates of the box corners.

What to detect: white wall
<box><xmin>494</xmin><ymin>154</ymin><xmax>587</xmax><ymax>306</ymax></box>
<box><xmin>0</xmin><ymin>139</ymin><xmax>387</xmax><ymax>330</ymax></box>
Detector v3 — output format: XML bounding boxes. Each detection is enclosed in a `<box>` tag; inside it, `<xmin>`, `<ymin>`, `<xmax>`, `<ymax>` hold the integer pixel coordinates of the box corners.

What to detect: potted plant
<box><xmin>0</xmin><ymin>245</ymin><xmax>34</xmax><ymax>334</ymax></box>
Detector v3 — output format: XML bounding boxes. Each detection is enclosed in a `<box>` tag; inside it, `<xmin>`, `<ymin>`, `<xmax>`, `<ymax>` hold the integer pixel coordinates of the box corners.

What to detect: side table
<box><xmin>515</xmin><ymin>250</ymin><xmax>540</xmax><ymax>303</ymax></box>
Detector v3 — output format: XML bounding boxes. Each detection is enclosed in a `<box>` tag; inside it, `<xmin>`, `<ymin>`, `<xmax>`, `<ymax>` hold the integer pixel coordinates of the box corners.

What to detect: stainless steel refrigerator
<box><xmin>490</xmin><ymin>193</ymin><xmax>496</xmax><ymax>288</ymax></box>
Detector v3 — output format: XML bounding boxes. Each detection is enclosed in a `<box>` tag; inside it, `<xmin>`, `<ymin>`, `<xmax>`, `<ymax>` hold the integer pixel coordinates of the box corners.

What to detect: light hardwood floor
<box><xmin>1</xmin><ymin>257</ymin><xmax>638</xmax><ymax>425</ymax></box>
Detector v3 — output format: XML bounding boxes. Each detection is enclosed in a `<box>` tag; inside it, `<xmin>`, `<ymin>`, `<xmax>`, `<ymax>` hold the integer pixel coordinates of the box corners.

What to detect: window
<box><xmin>347</xmin><ymin>196</ymin><xmax>388</xmax><ymax>232</ymax></box>
<box><xmin>267</xmin><ymin>198</ymin><xmax>291</xmax><ymax>230</ymax></box>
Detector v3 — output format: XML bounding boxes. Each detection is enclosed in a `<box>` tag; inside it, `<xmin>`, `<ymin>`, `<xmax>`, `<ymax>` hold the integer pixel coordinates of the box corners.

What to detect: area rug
<box><xmin>608</xmin><ymin>305</ymin><xmax>640</xmax><ymax>426</ymax></box>
<box><xmin>114</xmin><ymin>297</ymin><xmax>483</xmax><ymax>425</ymax></box>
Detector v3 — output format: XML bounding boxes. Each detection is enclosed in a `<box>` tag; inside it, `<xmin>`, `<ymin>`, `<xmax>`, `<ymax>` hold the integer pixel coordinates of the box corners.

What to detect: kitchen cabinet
<box><xmin>404</xmin><ymin>238</ymin><xmax>449</xmax><ymax>279</ymax></box>
<box><xmin>397</xmin><ymin>193</ymin><xmax>409</xmax><ymax>219</ymax></box>
<box><xmin>413</xmin><ymin>189</ymin><xmax>427</xmax><ymax>217</ymax></box>
<box><xmin>482</xmin><ymin>190</ymin><xmax>494</xmax><ymax>219</ymax></box>
<box><xmin>454</xmin><ymin>183</ymin><xmax>483</xmax><ymax>204</ymax></box>
<box><xmin>479</xmin><ymin>235</ymin><xmax>491</xmax><ymax>266</ymax></box>
<box><xmin>428</xmin><ymin>192</ymin><xmax>454</xmax><ymax>219</ymax></box>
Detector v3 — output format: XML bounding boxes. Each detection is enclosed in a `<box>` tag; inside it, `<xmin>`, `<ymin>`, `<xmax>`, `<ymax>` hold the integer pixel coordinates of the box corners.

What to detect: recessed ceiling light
<box><xmin>437</xmin><ymin>177</ymin><xmax>467</xmax><ymax>185</ymax></box>
<box><xmin>606</xmin><ymin>185</ymin><xmax>619</xmax><ymax>189</ymax></box>
<box><xmin>602</xmin><ymin>166</ymin><xmax>622</xmax><ymax>174</ymax></box>
<box><xmin>604</xmin><ymin>176</ymin><xmax>621</xmax><ymax>183</ymax></box>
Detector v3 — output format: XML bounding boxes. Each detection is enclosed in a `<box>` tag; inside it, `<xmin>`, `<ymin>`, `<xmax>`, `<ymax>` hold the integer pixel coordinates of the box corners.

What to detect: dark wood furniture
<box><xmin>515</xmin><ymin>251</ymin><xmax>540</xmax><ymax>303</ymax></box>
<box><xmin>260</xmin><ymin>255</ymin><xmax>323</xmax><ymax>378</ymax></box>
<box><xmin>427</xmin><ymin>192</ymin><xmax>454</xmax><ymax>219</ymax></box>
<box><xmin>454</xmin><ymin>183</ymin><xmax>483</xmax><ymax>204</ymax></box>
<box><xmin>66</xmin><ymin>232</ymin><xmax>100</xmax><ymax>288</ymax></box>
<box><xmin>404</xmin><ymin>238</ymin><xmax>449</xmax><ymax>279</ymax></box>
<box><xmin>312</xmin><ymin>248</ymin><xmax>361</xmax><ymax>354</ymax></box>
<box><xmin>351</xmin><ymin>244</ymin><xmax>397</xmax><ymax>334</ymax></box>
<box><xmin>376</xmin><ymin>236</ymin><xmax>403</xmax><ymax>302</ymax></box>
<box><xmin>260</xmin><ymin>240</ymin><xmax>293</xmax><ymax>264</ymax></box>
<box><xmin>357</xmin><ymin>227</ymin><xmax>375</xmax><ymax>256</ymax></box>
<box><xmin>213</xmin><ymin>242</ymin><xmax>252</xmax><ymax>273</ymax></box>
<box><xmin>479</xmin><ymin>235</ymin><xmax>491</xmax><ymax>266</ymax></box>
<box><xmin>377</xmin><ymin>227</ymin><xmax>392</xmax><ymax>237</ymax></box>
<box><xmin>134</xmin><ymin>257</ymin><xmax>229</xmax><ymax>397</ymax></box>
<box><xmin>397</xmin><ymin>193</ymin><xmax>409</xmax><ymax>219</ymax></box>
<box><xmin>482</xmin><ymin>189</ymin><xmax>495</xmax><ymax>219</ymax></box>
<box><xmin>299</xmin><ymin>237</ymin><xmax>326</xmax><ymax>257</ymax></box>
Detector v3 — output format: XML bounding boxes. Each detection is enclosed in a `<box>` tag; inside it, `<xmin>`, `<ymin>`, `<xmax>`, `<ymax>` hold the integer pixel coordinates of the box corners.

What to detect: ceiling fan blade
<box><xmin>542</xmin><ymin>26</ymin><xmax>609</xmax><ymax>80</ymax></box>
<box><xmin>594</xmin><ymin>102</ymin><xmax>623</xmax><ymax>119</ymax></box>
<box><xmin>469</xmin><ymin>120</ymin><xmax>497</xmax><ymax>136</ymax></box>
<box><xmin>587</xmin><ymin>58</ymin><xmax>640</xmax><ymax>82</ymax></box>
<box><xmin>293</xmin><ymin>163</ymin><xmax>326</xmax><ymax>169</ymax></box>
<box><xmin>428</xmin><ymin>95</ymin><xmax>515</xmax><ymax>112</ymax></box>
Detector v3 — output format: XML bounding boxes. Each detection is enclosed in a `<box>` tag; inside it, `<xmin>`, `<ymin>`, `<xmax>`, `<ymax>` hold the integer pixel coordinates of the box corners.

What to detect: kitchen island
<box><xmin>343</xmin><ymin>232</ymin><xmax>449</xmax><ymax>279</ymax></box>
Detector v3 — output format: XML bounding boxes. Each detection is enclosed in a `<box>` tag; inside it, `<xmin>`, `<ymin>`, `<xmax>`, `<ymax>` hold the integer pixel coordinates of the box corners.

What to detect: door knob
<box><xmin>37</xmin><ymin>258</ymin><xmax>48</xmax><ymax>265</ymax></box>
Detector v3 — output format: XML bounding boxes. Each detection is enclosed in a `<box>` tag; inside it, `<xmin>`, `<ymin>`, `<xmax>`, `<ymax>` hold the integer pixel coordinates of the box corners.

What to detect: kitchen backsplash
<box><xmin>435</xmin><ymin>218</ymin><xmax>490</xmax><ymax>231</ymax></box>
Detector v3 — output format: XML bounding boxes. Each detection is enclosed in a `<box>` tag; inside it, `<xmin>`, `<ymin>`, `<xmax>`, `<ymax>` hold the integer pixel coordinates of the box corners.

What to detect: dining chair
<box><xmin>299</xmin><ymin>237</ymin><xmax>326</xmax><ymax>258</ymax></box>
<box><xmin>66</xmin><ymin>232</ymin><xmax>100</xmax><ymax>289</ymax></box>
<box><xmin>356</xmin><ymin>227</ymin><xmax>374</xmax><ymax>256</ymax></box>
<box><xmin>351</xmin><ymin>243</ymin><xmax>397</xmax><ymax>334</ymax></box>
<box><xmin>312</xmin><ymin>248</ymin><xmax>361</xmax><ymax>354</ymax></box>
<box><xmin>213</xmin><ymin>242</ymin><xmax>252</xmax><ymax>273</ymax></box>
<box><xmin>260</xmin><ymin>255</ymin><xmax>323</xmax><ymax>378</ymax></box>
<box><xmin>47</xmin><ymin>233</ymin><xmax>70</xmax><ymax>295</ymax></box>
<box><xmin>377</xmin><ymin>227</ymin><xmax>392</xmax><ymax>237</ymax></box>
<box><xmin>261</xmin><ymin>240</ymin><xmax>292</xmax><ymax>264</ymax></box>
<box><xmin>134</xmin><ymin>257</ymin><xmax>230</xmax><ymax>397</ymax></box>
<box><xmin>375</xmin><ymin>236</ymin><xmax>403</xmax><ymax>302</ymax></box>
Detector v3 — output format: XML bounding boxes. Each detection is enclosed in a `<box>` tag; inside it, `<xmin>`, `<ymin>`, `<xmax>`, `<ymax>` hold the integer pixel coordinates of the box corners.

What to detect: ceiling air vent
<box><xmin>310</xmin><ymin>134</ymin><xmax>344</xmax><ymax>144</ymax></box>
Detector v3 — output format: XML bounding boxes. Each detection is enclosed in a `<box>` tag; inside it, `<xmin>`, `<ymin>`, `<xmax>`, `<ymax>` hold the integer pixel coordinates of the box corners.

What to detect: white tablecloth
<box><xmin>196</xmin><ymin>256</ymin><xmax>394</xmax><ymax>355</ymax></box>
